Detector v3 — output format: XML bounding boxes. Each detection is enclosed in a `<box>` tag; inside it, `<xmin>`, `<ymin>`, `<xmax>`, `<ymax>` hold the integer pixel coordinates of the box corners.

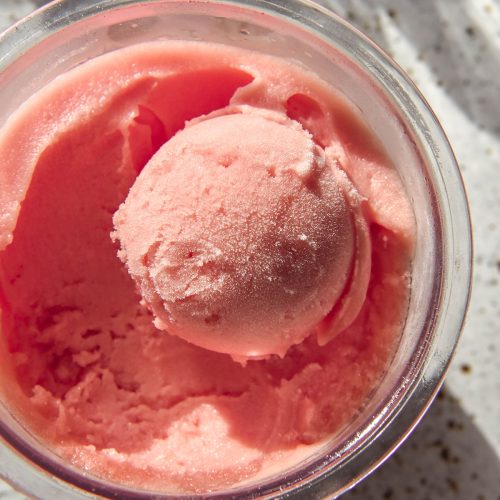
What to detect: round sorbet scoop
<box><xmin>113</xmin><ymin>108</ymin><xmax>369</xmax><ymax>358</ymax></box>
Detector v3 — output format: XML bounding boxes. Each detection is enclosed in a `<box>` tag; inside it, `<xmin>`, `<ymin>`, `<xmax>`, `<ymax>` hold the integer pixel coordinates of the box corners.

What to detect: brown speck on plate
<box><xmin>460</xmin><ymin>363</ymin><xmax>472</xmax><ymax>374</ymax></box>
<box><xmin>465</xmin><ymin>25</ymin><xmax>476</xmax><ymax>37</ymax></box>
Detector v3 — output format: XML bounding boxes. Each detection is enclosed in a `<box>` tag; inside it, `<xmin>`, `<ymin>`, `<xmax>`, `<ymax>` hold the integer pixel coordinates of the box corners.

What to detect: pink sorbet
<box><xmin>113</xmin><ymin>107</ymin><xmax>370</xmax><ymax>358</ymax></box>
<box><xmin>0</xmin><ymin>41</ymin><xmax>415</xmax><ymax>493</ymax></box>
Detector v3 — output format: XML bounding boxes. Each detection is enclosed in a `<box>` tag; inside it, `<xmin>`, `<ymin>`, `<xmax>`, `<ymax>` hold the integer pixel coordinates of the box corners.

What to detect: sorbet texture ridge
<box><xmin>0</xmin><ymin>41</ymin><xmax>415</xmax><ymax>493</ymax></box>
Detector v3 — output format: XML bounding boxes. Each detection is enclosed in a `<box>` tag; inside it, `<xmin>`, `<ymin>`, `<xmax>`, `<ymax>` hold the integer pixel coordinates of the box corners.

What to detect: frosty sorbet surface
<box><xmin>0</xmin><ymin>42</ymin><xmax>415</xmax><ymax>493</ymax></box>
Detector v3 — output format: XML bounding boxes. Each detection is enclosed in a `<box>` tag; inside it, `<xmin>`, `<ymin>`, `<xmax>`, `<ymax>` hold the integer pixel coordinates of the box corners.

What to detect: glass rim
<box><xmin>0</xmin><ymin>0</ymin><xmax>472</xmax><ymax>498</ymax></box>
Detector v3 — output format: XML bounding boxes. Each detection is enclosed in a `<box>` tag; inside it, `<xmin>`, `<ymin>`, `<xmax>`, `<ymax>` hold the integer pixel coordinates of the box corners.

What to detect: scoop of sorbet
<box><xmin>113</xmin><ymin>108</ymin><xmax>369</xmax><ymax>358</ymax></box>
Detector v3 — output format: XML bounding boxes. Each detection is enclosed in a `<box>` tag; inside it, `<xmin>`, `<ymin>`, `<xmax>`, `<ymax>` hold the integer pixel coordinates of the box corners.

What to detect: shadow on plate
<box><xmin>344</xmin><ymin>385</ymin><xmax>500</xmax><ymax>499</ymax></box>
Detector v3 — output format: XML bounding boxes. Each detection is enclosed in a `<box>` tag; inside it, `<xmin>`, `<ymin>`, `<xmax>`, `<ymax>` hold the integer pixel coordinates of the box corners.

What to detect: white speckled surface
<box><xmin>1</xmin><ymin>1</ymin><xmax>499</xmax><ymax>499</ymax></box>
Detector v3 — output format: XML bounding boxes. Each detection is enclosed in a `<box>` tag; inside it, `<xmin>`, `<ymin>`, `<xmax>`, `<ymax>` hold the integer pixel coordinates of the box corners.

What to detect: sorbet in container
<box><xmin>0</xmin><ymin>1</ymin><xmax>471</xmax><ymax>498</ymax></box>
